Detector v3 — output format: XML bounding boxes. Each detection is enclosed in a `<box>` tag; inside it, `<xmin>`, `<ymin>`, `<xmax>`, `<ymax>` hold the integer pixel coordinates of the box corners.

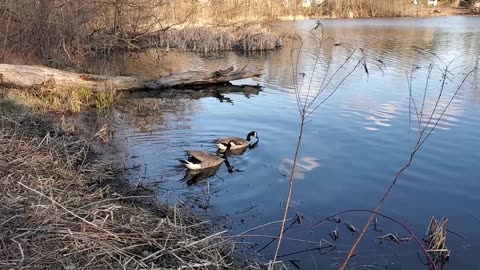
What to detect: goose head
<box><xmin>246</xmin><ymin>131</ymin><xmax>259</xmax><ymax>141</ymax></box>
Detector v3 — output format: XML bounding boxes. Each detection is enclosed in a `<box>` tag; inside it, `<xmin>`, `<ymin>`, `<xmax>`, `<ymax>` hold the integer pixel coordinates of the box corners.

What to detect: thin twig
<box><xmin>270</xmin><ymin>24</ymin><xmax>364</xmax><ymax>269</ymax></box>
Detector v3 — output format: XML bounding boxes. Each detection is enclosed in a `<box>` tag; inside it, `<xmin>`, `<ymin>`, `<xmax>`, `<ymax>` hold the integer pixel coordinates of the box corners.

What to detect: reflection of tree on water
<box><xmin>116</xmin><ymin>95</ymin><xmax>197</xmax><ymax>132</ymax></box>
<box><xmin>214</xmin><ymin>92</ymin><xmax>234</xmax><ymax>104</ymax></box>
<box><xmin>116</xmin><ymin>85</ymin><xmax>261</xmax><ymax>132</ymax></box>
<box><xmin>130</xmin><ymin>85</ymin><xmax>261</xmax><ymax>100</ymax></box>
<box><xmin>471</xmin><ymin>54</ymin><xmax>480</xmax><ymax>105</ymax></box>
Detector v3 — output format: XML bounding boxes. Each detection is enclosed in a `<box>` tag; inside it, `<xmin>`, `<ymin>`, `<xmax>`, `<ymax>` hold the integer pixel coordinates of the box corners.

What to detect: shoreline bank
<box><xmin>0</xmin><ymin>88</ymin><xmax>254</xmax><ymax>269</ymax></box>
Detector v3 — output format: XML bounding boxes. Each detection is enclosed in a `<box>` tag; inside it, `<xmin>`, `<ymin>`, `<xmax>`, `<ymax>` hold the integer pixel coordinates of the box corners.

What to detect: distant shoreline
<box><xmin>275</xmin><ymin>7</ymin><xmax>473</xmax><ymax>21</ymax></box>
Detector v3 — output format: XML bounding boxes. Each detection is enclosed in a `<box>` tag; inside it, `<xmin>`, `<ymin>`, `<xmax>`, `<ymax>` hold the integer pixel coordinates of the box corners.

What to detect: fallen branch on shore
<box><xmin>0</xmin><ymin>64</ymin><xmax>261</xmax><ymax>91</ymax></box>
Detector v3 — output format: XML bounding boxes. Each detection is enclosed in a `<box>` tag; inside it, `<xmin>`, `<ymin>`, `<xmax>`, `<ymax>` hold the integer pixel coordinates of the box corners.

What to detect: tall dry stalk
<box><xmin>269</xmin><ymin>24</ymin><xmax>366</xmax><ymax>269</ymax></box>
<box><xmin>338</xmin><ymin>53</ymin><xmax>477</xmax><ymax>270</ymax></box>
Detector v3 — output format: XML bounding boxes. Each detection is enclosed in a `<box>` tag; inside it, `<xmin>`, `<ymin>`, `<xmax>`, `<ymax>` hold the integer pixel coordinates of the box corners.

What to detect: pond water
<box><xmin>113</xmin><ymin>16</ymin><xmax>480</xmax><ymax>269</ymax></box>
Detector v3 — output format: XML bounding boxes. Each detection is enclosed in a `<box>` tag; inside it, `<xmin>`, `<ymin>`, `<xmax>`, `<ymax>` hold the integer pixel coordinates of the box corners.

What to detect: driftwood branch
<box><xmin>0</xmin><ymin>64</ymin><xmax>261</xmax><ymax>91</ymax></box>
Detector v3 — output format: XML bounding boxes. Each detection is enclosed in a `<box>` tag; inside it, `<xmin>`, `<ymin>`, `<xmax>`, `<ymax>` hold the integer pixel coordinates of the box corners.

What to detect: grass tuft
<box><xmin>2</xmin><ymin>86</ymin><xmax>117</xmax><ymax>113</ymax></box>
<box><xmin>94</xmin><ymin>86</ymin><xmax>116</xmax><ymax>110</ymax></box>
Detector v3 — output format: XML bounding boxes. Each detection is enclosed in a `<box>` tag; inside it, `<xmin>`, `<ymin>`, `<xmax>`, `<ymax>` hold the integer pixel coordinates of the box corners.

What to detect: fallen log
<box><xmin>0</xmin><ymin>64</ymin><xmax>261</xmax><ymax>91</ymax></box>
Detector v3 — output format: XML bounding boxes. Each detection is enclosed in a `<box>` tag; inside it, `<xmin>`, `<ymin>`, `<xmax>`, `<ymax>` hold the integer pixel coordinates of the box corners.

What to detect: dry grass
<box><xmin>322</xmin><ymin>0</ymin><xmax>427</xmax><ymax>18</ymax></box>
<box><xmin>1</xmin><ymin>86</ymin><xmax>117</xmax><ymax>113</ymax></box>
<box><xmin>0</xmin><ymin>96</ymin><xmax>244</xmax><ymax>269</ymax></box>
<box><xmin>145</xmin><ymin>26</ymin><xmax>283</xmax><ymax>53</ymax></box>
<box><xmin>0</xmin><ymin>0</ymin><xmax>283</xmax><ymax>68</ymax></box>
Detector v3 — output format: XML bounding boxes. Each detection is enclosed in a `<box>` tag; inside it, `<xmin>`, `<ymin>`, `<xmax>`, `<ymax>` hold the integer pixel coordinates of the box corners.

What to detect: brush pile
<box><xmin>0</xmin><ymin>98</ymin><xmax>237</xmax><ymax>269</ymax></box>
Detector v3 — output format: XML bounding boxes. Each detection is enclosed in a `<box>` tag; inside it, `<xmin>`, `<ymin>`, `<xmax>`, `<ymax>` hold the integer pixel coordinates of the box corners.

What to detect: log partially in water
<box><xmin>0</xmin><ymin>64</ymin><xmax>261</xmax><ymax>91</ymax></box>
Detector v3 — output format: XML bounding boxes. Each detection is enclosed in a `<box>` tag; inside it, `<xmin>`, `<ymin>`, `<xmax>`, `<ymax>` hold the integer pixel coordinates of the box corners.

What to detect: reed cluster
<box><xmin>147</xmin><ymin>26</ymin><xmax>282</xmax><ymax>53</ymax></box>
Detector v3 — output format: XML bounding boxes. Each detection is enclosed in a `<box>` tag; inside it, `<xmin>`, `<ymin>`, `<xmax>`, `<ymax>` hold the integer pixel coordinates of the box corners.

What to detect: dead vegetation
<box><xmin>0</xmin><ymin>95</ymin><xmax>248</xmax><ymax>269</ymax></box>
<box><xmin>322</xmin><ymin>0</ymin><xmax>427</xmax><ymax>18</ymax></box>
<box><xmin>1</xmin><ymin>86</ymin><xmax>115</xmax><ymax>113</ymax></box>
<box><xmin>145</xmin><ymin>26</ymin><xmax>283</xmax><ymax>53</ymax></box>
<box><xmin>424</xmin><ymin>217</ymin><xmax>450</xmax><ymax>264</ymax></box>
<box><xmin>0</xmin><ymin>0</ymin><xmax>283</xmax><ymax>69</ymax></box>
<box><xmin>0</xmin><ymin>0</ymin><xmax>469</xmax><ymax>70</ymax></box>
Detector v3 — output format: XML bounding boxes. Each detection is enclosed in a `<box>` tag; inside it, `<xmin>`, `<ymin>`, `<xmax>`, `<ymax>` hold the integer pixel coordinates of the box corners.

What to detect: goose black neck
<box><xmin>221</xmin><ymin>149</ymin><xmax>231</xmax><ymax>159</ymax></box>
<box><xmin>222</xmin><ymin>144</ymin><xmax>232</xmax><ymax>157</ymax></box>
<box><xmin>246</xmin><ymin>134</ymin><xmax>252</xmax><ymax>141</ymax></box>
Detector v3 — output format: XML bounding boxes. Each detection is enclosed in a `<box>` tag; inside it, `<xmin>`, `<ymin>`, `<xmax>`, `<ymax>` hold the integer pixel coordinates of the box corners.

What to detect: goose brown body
<box><xmin>186</xmin><ymin>151</ymin><xmax>223</xmax><ymax>168</ymax></box>
<box><xmin>216</xmin><ymin>131</ymin><xmax>258</xmax><ymax>151</ymax></box>
<box><xmin>179</xmin><ymin>141</ymin><xmax>234</xmax><ymax>170</ymax></box>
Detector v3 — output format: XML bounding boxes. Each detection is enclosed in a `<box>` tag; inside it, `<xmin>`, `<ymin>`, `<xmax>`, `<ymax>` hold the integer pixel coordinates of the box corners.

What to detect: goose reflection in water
<box><xmin>183</xmin><ymin>163</ymin><xmax>222</xmax><ymax>185</ymax></box>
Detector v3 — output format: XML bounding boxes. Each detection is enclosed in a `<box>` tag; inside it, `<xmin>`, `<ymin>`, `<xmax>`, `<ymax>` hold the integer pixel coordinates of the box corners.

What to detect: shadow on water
<box><xmin>125</xmin><ymin>84</ymin><xmax>262</xmax><ymax>102</ymax></box>
<box><xmin>115</xmin><ymin>84</ymin><xmax>261</xmax><ymax>133</ymax></box>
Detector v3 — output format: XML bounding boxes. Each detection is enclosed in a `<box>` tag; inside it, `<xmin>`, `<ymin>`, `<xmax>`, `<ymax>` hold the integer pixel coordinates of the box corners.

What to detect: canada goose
<box><xmin>221</xmin><ymin>140</ymin><xmax>259</xmax><ymax>156</ymax></box>
<box><xmin>179</xmin><ymin>141</ymin><xmax>234</xmax><ymax>170</ymax></box>
<box><xmin>215</xmin><ymin>131</ymin><xmax>259</xmax><ymax>151</ymax></box>
<box><xmin>183</xmin><ymin>156</ymin><xmax>241</xmax><ymax>184</ymax></box>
